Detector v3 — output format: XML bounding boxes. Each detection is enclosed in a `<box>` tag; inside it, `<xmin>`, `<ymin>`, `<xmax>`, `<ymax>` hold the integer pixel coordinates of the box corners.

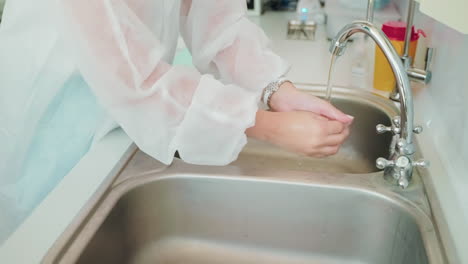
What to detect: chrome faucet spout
<box><xmin>329</xmin><ymin>20</ymin><xmax>429</xmax><ymax>189</ymax></box>
<box><xmin>366</xmin><ymin>0</ymin><xmax>375</xmax><ymax>22</ymax></box>
<box><xmin>330</xmin><ymin>20</ymin><xmax>414</xmax><ymax>149</ymax></box>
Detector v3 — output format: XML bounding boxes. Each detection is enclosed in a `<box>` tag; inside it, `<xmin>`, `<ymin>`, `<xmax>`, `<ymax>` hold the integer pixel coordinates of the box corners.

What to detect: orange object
<box><xmin>374</xmin><ymin>21</ymin><xmax>423</xmax><ymax>92</ymax></box>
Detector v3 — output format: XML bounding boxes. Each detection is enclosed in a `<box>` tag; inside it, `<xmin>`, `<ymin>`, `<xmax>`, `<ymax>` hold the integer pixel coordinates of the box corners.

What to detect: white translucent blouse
<box><xmin>0</xmin><ymin>0</ymin><xmax>289</xmax><ymax>241</ymax></box>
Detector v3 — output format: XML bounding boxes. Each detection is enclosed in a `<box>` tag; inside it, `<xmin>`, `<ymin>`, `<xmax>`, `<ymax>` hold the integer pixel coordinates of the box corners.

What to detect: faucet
<box><xmin>329</xmin><ymin>21</ymin><xmax>429</xmax><ymax>188</ymax></box>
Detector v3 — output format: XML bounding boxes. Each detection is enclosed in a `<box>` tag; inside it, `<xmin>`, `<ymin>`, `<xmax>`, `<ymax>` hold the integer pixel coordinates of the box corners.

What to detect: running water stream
<box><xmin>325</xmin><ymin>48</ymin><xmax>340</xmax><ymax>102</ymax></box>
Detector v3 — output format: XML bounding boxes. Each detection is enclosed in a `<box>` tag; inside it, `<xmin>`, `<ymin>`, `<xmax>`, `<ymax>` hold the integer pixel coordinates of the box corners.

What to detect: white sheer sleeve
<box><xmin>180</xmin><ymin>0</ymin><xmax>290</xmax><ymax>91</ymax></box>
<box><xmin>59</xmin><ymin>0</ymin><xmax>261</xmax><ymax>165</ymax></box>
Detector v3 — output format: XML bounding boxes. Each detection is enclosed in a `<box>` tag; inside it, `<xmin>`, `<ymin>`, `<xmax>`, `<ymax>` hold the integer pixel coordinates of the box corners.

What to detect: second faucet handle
<box><xmin>413</xmin><ymin>159</ymin><xmax>430</xmax><ymax>168</ymax></box>
<box><xmin>392</xmin><ymin>116</ymin><xmax>401</xmax><ymax>128</ymax></box>
<box><xmin>376</xmin><ymin>124</ymin><xmax>393</xmax><ymax>134</ymax></box>
<box><xmin>376</xmin><ymin>116</ymin><xmax>402</xmax><ymax>135</ymax></box>
<box><xmin>376</xmin><ymin>157</ymin><xmax>394</xmax><ymax>170</ymax></box>
<box><xmin>413</xmin><ymin>126</ymin><xmax>423</xmax><ymax>134</ymax></box>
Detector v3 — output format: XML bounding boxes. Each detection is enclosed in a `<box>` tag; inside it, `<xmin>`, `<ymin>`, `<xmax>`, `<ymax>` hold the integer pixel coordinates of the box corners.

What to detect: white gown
<box><xmin>0</xmin><ymin>0</ymin><xmax>289</xmax><ymax>242</ymax></box>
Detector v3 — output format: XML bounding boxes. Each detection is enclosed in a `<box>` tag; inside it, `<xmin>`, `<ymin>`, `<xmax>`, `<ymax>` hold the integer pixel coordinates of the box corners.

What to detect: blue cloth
<box><xmin>1</xmin><ymin>49</ymin><xmax>192</xmax><ymax>243</ymax></box>
<box><xmin>15</xmin><ymin>73</ymin><xmax>104</xmax><ymax>214</ymax></box>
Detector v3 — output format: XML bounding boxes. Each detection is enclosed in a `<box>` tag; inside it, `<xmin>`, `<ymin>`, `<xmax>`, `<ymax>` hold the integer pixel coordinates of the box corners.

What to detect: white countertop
<box><xmin>0</xmin><ymin>129</ymin><xmax>135</xmax><ymax>263</ymax></box>
<box><xmin>249</xmin><ymin>12</ymin><xmax>357</xmax><ymax>87</ymax></box>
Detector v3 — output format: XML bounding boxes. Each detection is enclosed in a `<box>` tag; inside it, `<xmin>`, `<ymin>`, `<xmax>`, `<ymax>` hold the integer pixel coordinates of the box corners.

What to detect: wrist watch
<box><xmin>262</xmin><ymin>77</ymin><xmax>290</xmax><ymax>109</ymax></box>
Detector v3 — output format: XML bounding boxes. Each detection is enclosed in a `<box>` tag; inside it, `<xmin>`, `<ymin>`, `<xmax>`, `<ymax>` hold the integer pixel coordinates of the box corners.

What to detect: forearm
<box><xmin>60</xmin><ymin>0</ymin><xmax>261</xmax><ymax>166</ymax></box>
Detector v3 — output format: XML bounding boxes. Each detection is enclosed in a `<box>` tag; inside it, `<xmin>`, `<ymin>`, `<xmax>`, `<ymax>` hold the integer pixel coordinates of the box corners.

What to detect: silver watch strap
<box><xmin>262</xmin><ymin>77</ymin><xmax>290</xmax><ymax>108</ymax></box>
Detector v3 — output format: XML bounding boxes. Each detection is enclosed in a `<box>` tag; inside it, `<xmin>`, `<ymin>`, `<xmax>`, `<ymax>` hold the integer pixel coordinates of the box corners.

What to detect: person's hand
<box><xmin>269</xmin><ymin>81</ymin><xmax>354</xmax><ymax>124</ymax></box>
<box><xmin>246</xmin><ymin>110</ymin><xmax>351</xmax><ymax>157</ymax></box>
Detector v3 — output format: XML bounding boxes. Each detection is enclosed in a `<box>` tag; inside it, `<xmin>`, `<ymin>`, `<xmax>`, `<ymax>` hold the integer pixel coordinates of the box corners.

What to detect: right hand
<box><xmin>247</xmin><ymin>110</ymin><xmax>351</xmax><ymax>157</ymax></box>
<box><xmin>269</xmin><ymin>81</ymin><xmax>354</xmax><ymax>124</ymax></box>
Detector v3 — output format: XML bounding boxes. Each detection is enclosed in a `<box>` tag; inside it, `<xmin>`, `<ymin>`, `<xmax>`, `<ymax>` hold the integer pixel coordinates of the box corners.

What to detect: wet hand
<box><xmin>247</xmin><ymin>110</ymin><xmax>351</xmax><ymax>158</ymax></box>
<box><xmin>269</xmin><ymin>81</ymin><xmax>354</xmax><ymax>125</ymax></box>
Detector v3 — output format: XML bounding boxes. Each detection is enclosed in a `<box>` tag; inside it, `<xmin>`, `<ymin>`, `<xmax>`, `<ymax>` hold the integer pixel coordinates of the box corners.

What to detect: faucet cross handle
<box><xmin>377</xmin><ymin>156</ymin><xmax>412</xmax><ymax>170</ymax></box>
<box><xmin>392</xmin><ymin>116</ymin><xmax>401</xmax><ymax>127</ymax></box>
<box><xmin>376</xmin><ymin>157</ymin><xmax>394</xmax><ymax>170</ymax></box>
<box><xmin>376</xmin><ymin>116</ymin><xmax>402</xmax><ymax>135</ymax></box>
<box><xmin>413</xmin><ymin>159</ymin><xmax>430</xmax><ymax>168</ymax></box>
<box><xmin>398</xmin><ymin>175</ymin><xmax>410</xmax><ymax>189</ymax></box>
<box><xmin>377</xmin><ymin>156</ymin><xmax>413</xmax><ymax>188</ymax></box>
<box><xmin>394</xmin><ymin>156</ymin><xmax>428</xmax><ymax>189</ymax></box>
<box><xmin>413</xmin><ymin>126</ymin><xmax>423</xmax><ymax>134</ymax></box>
<box><xmin>376</xmin><ymin>124</ymin><xmax>392</xmax><ymax>134</ymax></box>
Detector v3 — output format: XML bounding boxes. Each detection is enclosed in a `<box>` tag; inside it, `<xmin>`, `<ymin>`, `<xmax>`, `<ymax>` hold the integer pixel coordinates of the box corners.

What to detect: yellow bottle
<box><xmin>374</xmin><ymin>21</ymin><xmax>422</xmax><ymax>92</ymax></box>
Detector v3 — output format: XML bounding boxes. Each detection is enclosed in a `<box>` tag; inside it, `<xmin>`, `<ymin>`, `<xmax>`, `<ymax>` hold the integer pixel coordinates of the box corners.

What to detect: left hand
<box><xmin>269</xmin><ymin>81</ymin><xmax>354</xmax><ymax>125</ymax></box>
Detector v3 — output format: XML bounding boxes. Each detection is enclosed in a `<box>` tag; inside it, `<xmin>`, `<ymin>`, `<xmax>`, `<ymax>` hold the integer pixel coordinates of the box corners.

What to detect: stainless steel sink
<box><xmin>44</xmin><ymin>88</ymin><xmax>447</xmax><ymax>264</ymax></box>
<box><xmin>77</xmin><ymin>175</ymin><xmax>441</xmax><ymax>264</ymax></box>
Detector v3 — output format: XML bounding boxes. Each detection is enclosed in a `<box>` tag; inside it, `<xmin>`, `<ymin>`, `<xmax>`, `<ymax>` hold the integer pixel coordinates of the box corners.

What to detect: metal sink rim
<box><xmin>48</xmin><ymin>162</ymin><xmax>446</xmax><ymax>264</ymax></box>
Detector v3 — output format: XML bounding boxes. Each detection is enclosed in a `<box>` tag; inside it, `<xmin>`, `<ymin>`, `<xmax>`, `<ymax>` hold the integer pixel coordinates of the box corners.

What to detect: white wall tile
<box><xmin>414</xmin><ymin>8</ymin><xmax>468</xmax><ymax>175</ymax></box>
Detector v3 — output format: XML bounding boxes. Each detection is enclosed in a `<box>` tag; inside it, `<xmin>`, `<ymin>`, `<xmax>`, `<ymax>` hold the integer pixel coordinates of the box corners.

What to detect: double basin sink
<box><xmin>45</xmin><ymin>87</ymin><xmax>447</xmax><ymax>264</ymax></box>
